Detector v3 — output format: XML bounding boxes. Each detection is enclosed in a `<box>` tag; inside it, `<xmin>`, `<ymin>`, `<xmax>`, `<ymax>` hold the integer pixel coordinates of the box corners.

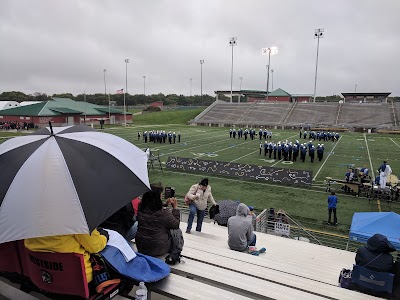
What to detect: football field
<box><xmin>1</xmin><ymin>125</ymin><xmax>399</xmax><ymax>232</ymax></box>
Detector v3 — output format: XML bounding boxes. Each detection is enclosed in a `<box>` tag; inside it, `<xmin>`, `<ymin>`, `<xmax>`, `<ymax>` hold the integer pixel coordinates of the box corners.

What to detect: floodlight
<box><xmin>262</xmin><ymin>47</ymin><xmax>279</xmax><ymax>56</ymax></box>
<box><xmin>270</xmin><ymin>46</ymin><xmax>278</xmax><ymax>55</ymax></box>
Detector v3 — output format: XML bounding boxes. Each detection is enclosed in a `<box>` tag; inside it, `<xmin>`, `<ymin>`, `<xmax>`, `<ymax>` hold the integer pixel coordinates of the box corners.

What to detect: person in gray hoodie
<box><xmin>227</xmin><ymin>203</ymin><xmax>256</xmax><ymax>252</ymax></box>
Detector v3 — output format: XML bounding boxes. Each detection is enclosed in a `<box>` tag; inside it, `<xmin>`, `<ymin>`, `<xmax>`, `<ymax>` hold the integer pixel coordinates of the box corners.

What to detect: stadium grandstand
<box><xmin>192</xmin><ymin>89</ymin><xmax>398</xmax><ymax>131</ymax></box>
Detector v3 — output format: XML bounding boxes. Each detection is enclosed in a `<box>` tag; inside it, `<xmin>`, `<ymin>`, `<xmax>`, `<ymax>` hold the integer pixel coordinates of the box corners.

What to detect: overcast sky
<box><xmin>0</xmin><ymin>0</ymin><xmax>399</xmax><ymax>97</ymax></box>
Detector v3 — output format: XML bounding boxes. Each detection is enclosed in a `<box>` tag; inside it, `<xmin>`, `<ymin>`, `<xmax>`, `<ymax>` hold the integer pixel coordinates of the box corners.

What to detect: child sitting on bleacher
<box><xmin>227</xmin><ymin>203</ymin><xmax>265</xmax><ymax>256</ymax></box>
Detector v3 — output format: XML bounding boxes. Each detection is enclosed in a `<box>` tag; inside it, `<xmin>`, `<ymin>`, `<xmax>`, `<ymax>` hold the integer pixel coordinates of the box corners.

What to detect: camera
<box><xmin>164</xmin><ymin>187</ymin><xmax>175</xmax><ymax>199</ymax></box>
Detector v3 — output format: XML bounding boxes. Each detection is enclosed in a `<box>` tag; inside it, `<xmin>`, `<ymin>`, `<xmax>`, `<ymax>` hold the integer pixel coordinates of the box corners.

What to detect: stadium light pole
<box><xmin>190</xmin><ymin>78</ymin><xmax>192</xmax><ymax>97</ymax></box>
<box><xmin>239</xmin><ymin>77</ymin><xmax>243</xmax><ymax>90</ymax></box>
<box><xmin>103</xmin><ymin>69</ymin><xmax>110</xmax><ymax>119</ymax></box>
<box><xmin>313</xmin><ymin>28</ymin><xmax>324</xmax><ymax>103</ymax></box>
<box><xmin>124</xmin><ymin>58</ymin><xmax>129</xmax><ymax>126</ymax></box>
<box><xmin>355</xmin><ymin>84</ymin><xmax>357</xmax><ymax>93</ymax></box>
<box><xmin>143</xmin><ymin>75</ymin><xmax>146</xmax><ymax>95</ymax></box>
<box><xmin>271</xmin><ymin>69</ymin><xmax>274</xmax><ymax>91</ymax></box>
<box><xmin>200</xmin><ymin>60</ymin><xmax>204</xmax><ymax>104</ymax></box>
<box><xmin>229</xmin><ymin>37</ymin><xmax>237</xmax><ymax>103</ymax></box>
<box><xmin>262</xmin><ymin>47</ymin><xmax>278</xmax><ymax>103</ymax></box>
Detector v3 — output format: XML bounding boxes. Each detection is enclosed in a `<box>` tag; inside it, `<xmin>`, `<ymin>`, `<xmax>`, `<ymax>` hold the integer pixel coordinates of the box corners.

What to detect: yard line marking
<box><xmin>230</xmin><ymin>150</ymin><xmax>259</xmax><ymax>162</ymax></box>
<box><xmin>312</xmin><ymin>137</ymin><xmax>342</xmax><ymax>181</ymax></box>
<box><xmin>364</xmin><ymin>133</ymin><xmax>374</xmax><ymax>178</ymax></box>
<box><xmin>390</xmin><ymin>138</ymin><xmax>400</xmax><ymax>149</ymax></box>
<box><xmin>271</xmin><ymin>159</ymin><xmax>284</xmax><ymax>167</ymax></box>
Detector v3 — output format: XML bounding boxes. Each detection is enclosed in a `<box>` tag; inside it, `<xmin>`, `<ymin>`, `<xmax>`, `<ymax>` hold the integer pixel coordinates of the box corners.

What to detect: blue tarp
<box><xmin>101</xmin><ymin>245</ymin><xmax>170</xmax><ymax>283</ymax></box>
<box><xmin>349</xmin><ymin>212</ymin><xmax>400</xmax><ymax>250</ymax></box>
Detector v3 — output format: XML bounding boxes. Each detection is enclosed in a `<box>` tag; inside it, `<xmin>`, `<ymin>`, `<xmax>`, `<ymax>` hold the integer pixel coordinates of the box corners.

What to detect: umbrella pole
<box><xmin>48</xmin><ymin>121</ymin><xmax>54</xmax><ymax>136</ymax></box>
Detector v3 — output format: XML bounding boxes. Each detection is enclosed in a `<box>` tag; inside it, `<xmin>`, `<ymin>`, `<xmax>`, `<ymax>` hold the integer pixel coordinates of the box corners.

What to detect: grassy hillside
<box><xmin>133</xmin><ymin>108</ymin><xmax>203</xmax><ymax>125</ymax></box>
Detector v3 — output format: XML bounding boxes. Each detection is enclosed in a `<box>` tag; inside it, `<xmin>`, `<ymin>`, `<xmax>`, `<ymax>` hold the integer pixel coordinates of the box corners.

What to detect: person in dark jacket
<box><xmin>100</xmin><ymin>203</ymin><xmax>137</xmax><ymax>242</ymax></box>
<box><xmin>136</xmin><ymin>184</ymin><xmax>183</xmax><ymax>264</ymax></box>
<box><xmin>355</xmin><ymin>233</ymin><xmax>395</xmax><ymax>273</ymax></box>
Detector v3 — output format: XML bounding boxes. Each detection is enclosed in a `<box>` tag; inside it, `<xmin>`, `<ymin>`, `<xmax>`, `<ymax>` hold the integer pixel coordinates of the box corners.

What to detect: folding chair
<box><xmin>0</xmin><ymin>241</ymin><xmax>23</xmax><ymax>284</ymax></box>
<box><xmin>20</xmin><ymin>246</ymin><xmax>122</xmax><ymax>300</ymax></box>
<box><xmin>351</xmin><ymin>264</ymin><xmax>394</xmax><ymax>297</ymax></box>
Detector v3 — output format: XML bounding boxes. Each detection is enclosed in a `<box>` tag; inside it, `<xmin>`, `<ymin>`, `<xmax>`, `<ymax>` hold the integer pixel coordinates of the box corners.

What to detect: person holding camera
<box><xmin>136</xmin><ymin>183</ymin><xmax>184</xmax><ymax>265</ymax></box>
<box><xmin>185</xmin><ymin>178</ymin><xmax>216</xmax><ymax>234</ymax></box>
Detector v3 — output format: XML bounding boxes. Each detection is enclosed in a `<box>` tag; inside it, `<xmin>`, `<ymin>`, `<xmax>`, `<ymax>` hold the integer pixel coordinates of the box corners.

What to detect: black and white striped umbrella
<box><xmin>0</xmin><ymin>124</ymin><xmax>150</xmax><ymax>244</ymax></box>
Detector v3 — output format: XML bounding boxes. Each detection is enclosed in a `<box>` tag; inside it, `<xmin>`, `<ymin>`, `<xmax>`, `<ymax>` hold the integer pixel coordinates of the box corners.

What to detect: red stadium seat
<box><xmin>19</xmin><ymin>246</ymin><xmax>122</xmax><ymax>299</ymax></box>
<box><xmin>0</xmin><ymin>241</ymin><xmax>23</xmax><ymax>285</ymax></box>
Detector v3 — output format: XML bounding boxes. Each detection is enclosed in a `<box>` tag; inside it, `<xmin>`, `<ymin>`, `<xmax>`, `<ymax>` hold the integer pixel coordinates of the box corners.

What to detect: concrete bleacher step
<box><xmin>181</xmin><ymin>222</ymin><xmax>356</xmax><ymax>285</ymax></box>
<box><xmin>179</xmin><ymin>222</ymin><xmax>380</xmax><ymax>300</ymax></box>
<box><xmin>170</xmin><ymin>256</ymin><xmax>327</xmax><ymax>300</ymax></box>
<box><xmin>144</xmin><ymin>273</ymin><xmax>254</xmax><ymax>300</ymax></box>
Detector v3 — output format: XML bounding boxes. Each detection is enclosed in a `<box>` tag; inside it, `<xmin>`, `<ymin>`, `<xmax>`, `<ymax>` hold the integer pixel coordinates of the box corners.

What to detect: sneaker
<box><xmin>165</xmin><ymin>255</ymin><xmax>180</xmax><ymax>265</ymax></box>
<box><xmin>259</xmin><ymin>247</ymin><xmax>266</xmax><ymax>253</ymax></box>
<box><xmin>327</xmin><ymin>222</ymin><xmax>331</xmax><ymax>225</ymax></box>
<box><xmin>186</xmin><ymin>229</ymin><xmax>191</xmax><ymax>234</ymax></box>
<box><xmin>335</xmin><ymin>223</ymin><xmax>339</xmax><ymax>226</ymax></box>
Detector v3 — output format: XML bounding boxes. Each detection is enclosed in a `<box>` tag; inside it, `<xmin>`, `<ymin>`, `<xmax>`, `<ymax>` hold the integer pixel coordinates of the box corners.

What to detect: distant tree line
<box><xmin>0</xmin><ymin>91</ymin><xmax>215</xmax><ymax>106</ymax></box>
<box><xmin>1</xmin><ymin>91</ymin><xmax>398</xmax><ymax>106</ymax></box>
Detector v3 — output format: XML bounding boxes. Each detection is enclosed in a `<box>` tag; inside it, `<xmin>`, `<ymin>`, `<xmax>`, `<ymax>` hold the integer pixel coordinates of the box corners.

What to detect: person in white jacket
<box><xmin>378</xmin><ymin>161</ymin><xmax>392</xmax><ymax>189</ymax></box>
<box><xmin>185</xmin><ymin>178</ymin><xmax>216</xmax><ymax>233</ymax></box>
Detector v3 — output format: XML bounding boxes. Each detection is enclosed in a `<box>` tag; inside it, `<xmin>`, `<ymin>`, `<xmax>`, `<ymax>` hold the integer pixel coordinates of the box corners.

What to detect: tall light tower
<box><xmin>124</xmin><ymin>58</ymin><xmax>129</xmax><ymax>126</ymax></box>
<box><xmin>239</xmin><ymin>77</ymin><xmax>243</xmax><ymax>90</ymax></box>
<box><xmin>262</xmin><ymin>47</ymin><xmax>278</xmax><ymax>103</ymax></box>
<box><xmin>143</xmin><ymin>75</ymin><xmax>146</xmax><ymax>95</ymax></box>
<box><xmin>355</xmin><ymin>84</ymin><xmax>357</xmax><ymax>93</ymax></box>
<box><xmin>313</xmin><ymin>28</ymin><xmax>324</xmax><ymax>102</ymax></box>
<box><xmin>103</xmin><ymin>69</ymin><xmax>109</xmax><ymax>119</ymax></box>
<box><xmin>271</xmin><ymin>69</ymin><xmax>274</xmax><ymax>91</ymax></box>
<box><xmin>229</xmin><ymin>37</ymin><xmax>237</xmax><ymax>103</ymax></box>
<box><xmin>190</xmin><ymin>78</ymin><xmax>192</xmax><ymax>96</ymax></box>
<box><xmin>200</xmin><ymin>60</ymin><xmax>204</xmax><ymax>104</ymax></box>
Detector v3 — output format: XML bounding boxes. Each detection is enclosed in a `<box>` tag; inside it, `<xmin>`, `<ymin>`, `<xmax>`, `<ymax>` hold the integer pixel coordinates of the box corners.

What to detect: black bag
<box><xmin>165</xmin><ymin>229</ymin><xmax>184</xmax><ymax>265</ymax></box>
<box><xmin>338</xmin><ymin>268</ymin><xmax>352</xmax><ymax>289</ymax></box>
<box><xmin>90</xmin><ymin>253</ymin><xmax>121</xmax><ymax>293</ymax></box>
<box><xmin>209</xmin><ymin>205</ymin><xmax>219</xmax><ymax>219</ymax></box>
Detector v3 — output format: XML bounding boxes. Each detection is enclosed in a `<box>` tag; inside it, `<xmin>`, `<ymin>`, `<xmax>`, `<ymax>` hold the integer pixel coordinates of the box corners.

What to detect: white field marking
<box><xmin>312</xmin><ymin>137</ymin><xmax>342</xmax><ymax>181</ymax></box>
<box><xmin>162</xmin><ymin>137</ymin><xmax>235</xmax><ymax>156</ymax></box>
<box><xmin>390</xmin><ymin>138</ymin><xmax>400</xmax><ymax>149</ymax></box>
<box><xmin>271</xmin><ymin>159</ymin><xmax>284</xmax><ymax>167</ymax></box>
<box><xmin>230</xmin><ymin>150</ymin><xmax>259</xmax><ymax>162</ymax></box>
<box><xmin>364</xmin><ymin>133</ymin><xmax>375</xmax><ymax>178</ymax></box>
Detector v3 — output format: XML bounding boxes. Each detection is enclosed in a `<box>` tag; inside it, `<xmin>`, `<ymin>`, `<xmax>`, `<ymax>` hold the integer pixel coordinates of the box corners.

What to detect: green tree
<box><xmin>0</xmin><ymin>91</ymin><xmax>30</xmax><ymax>102</ymax></box>
<box><xmin>52</xmin><ymin>93</ymin><xmax>75</xmax><ymax>99</ymax></box>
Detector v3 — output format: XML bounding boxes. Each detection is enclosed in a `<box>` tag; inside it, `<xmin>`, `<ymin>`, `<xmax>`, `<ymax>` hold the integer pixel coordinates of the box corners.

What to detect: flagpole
<box><xmin>84</xmin><ymin>91</ymin><xmax>87</xmax><ymax>124</ymax></box>
<box><xmin>108</xmin><ymin>93</ymin><xmax>111</xmax><ymax>121</ymax></box>
<box><xmin>124</xmin><ymin>58</ymin><xmax>129</xmax><ymax>126</ymax></box>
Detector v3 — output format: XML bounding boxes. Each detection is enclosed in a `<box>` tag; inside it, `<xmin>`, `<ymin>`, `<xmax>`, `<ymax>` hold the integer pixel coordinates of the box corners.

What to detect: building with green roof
<box><xmin>0</xmin><ymin>98</ymin><xmax>131</xmax><ymax>127</ymax></box>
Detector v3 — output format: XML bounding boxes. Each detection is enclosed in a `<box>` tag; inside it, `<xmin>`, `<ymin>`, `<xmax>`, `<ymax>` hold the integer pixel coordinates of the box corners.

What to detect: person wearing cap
<box><xmin>185</xmin><ymin>178</ymin><xmax>216</xmax><ymax>233</ymax></box>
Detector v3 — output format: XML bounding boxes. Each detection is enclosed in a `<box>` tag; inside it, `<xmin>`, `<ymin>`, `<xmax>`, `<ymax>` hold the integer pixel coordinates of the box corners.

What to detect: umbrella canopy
<box><xmin>0</xmin><ymin>125</ymin><xmax>150</xmax><ymax>244</ymax></box>
<box><xmin>214</xmin><ymin>200</ymin><xmax>240</xmax><ymax>226</ymax></box>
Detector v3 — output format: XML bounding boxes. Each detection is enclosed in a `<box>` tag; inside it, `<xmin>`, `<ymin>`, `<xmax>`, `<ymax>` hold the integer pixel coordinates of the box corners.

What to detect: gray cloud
<box><xmin>0</xmin><ymin>0</ymin><xmax>399</xmax><ymax>96</ymax></box>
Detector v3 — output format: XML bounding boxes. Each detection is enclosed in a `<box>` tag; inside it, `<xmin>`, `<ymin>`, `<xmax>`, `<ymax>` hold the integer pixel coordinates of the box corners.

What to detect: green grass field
<box><xmin>1</xmin><ymin>109</ymin><xmax>399</xmax><ymax>235</ymax></box>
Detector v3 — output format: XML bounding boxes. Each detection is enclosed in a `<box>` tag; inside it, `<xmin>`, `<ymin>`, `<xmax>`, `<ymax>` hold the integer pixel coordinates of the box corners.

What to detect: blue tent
<box><xmin>349</xmin><ymin>212</ymin><xmax>400</xmax><ymax>250</ymax></box>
